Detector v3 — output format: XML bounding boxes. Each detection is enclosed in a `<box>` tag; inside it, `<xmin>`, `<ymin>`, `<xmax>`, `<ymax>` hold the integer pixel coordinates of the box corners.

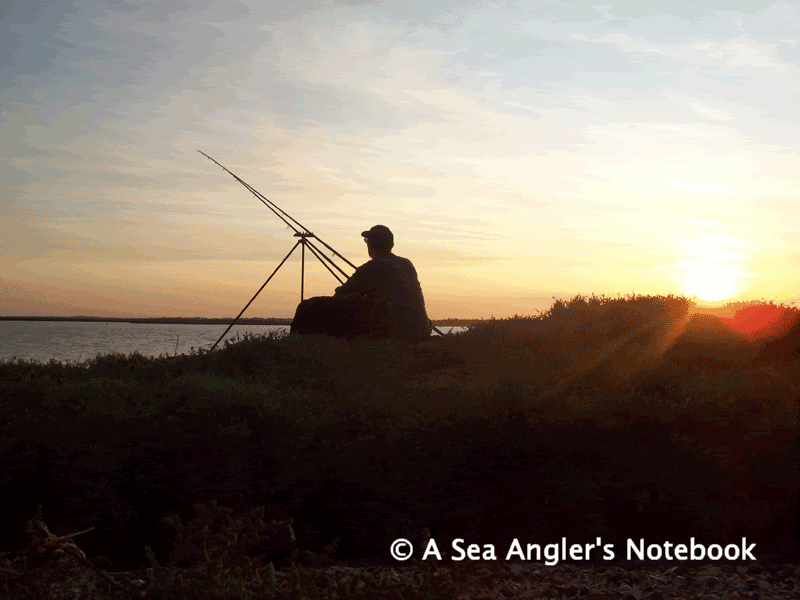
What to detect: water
<box><xmin>0</xmin><ymin>321</ymin><xmax>467</xmax><ymax>364</ymax></box>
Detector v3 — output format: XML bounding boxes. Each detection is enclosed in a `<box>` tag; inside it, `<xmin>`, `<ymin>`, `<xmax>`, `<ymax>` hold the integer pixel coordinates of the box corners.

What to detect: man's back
<box><xmin>335</xmin><ymin>254</ymin><xmax>421</xmax><ymax>303</ymax></box>
<box><xmin>334</xmin><ymin>253</ymin><xmax>430</xmax><ymax>337</ymax></box>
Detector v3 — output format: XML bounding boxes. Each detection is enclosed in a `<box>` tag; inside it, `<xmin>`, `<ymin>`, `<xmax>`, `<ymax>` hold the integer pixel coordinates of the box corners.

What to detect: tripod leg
<box><xmin>210</xmin><ymin>240</ymin><xmax>302</xmax><ymax>351</ymax></box>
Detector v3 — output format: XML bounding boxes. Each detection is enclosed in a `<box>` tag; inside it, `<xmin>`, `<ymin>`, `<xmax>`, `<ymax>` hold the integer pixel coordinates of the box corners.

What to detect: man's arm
<box><xmin>334</xmin><ymin>262</ymin><xmax>381</xmax><ymax>297</ymax></box>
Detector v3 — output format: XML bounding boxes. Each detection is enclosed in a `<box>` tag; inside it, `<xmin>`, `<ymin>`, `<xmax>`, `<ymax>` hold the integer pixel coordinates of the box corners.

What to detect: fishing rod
<box><xmin>198</xmin><ymin>151</ymin><xmax>444</xmax><ymax>348</ymax></box>
<box><xmin>198</xmin><ymin>151</ymin><xmax>355</xmax><ymax>278</ymax></box>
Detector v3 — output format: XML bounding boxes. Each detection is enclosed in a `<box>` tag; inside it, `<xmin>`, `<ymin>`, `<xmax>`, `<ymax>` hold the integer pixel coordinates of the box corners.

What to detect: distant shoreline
<box><xmin>0</xmin><ymin>316</ymin><xmax>485</xmax><ymax>326</ymax></box>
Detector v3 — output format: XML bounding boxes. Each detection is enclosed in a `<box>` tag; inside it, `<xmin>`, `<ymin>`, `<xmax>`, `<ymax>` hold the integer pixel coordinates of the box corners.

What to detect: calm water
<box><xmin>0</xmin><ymin>322</ymin><xmax>466</xmax><ymax>364</ymax></box>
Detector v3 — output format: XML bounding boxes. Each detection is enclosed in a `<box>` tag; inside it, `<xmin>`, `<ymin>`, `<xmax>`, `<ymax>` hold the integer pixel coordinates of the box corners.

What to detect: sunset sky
<box><xmin>2</xmin><ymin>0</ymin><xmax>798</xmax><ymax>319</ymax></box>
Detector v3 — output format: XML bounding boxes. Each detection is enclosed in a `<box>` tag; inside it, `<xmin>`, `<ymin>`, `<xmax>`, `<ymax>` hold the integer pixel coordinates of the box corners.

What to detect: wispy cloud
<box><xmin>1</xmin><ymin>0</ymin><xmax>798</xmax><ymax>316</ymax></box>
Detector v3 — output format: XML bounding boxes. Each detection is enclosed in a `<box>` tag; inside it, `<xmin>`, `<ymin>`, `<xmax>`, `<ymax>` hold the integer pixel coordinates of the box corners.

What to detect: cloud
<box><xmin>680</xmin><ymin>218</ymin><xmax>722</xmax><ymax>228</ymax></box>
<box><xmin>659</xmin><ymin>179</ymin><xmax>733</xmax><ymax>196</ymax></box>
<box><xmin>2</xmin><ymin>0</ymin><xmax>799</xmax><ymax>316</ymax></box>
<box><xmin>688</xmin><ymin>102</ymin><xmax>734</xmax><ymax>121</ymax></box>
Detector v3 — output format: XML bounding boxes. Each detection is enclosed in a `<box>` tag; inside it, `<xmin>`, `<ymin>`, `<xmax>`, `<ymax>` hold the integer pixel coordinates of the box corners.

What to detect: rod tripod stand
<box><xmin>198</xmin><ymin>151</ymin><xmax>442</xmax><ymax>350</ymax></box>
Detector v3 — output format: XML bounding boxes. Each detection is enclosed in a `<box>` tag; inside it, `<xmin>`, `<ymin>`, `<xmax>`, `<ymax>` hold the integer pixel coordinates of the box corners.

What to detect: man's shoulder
<box><xmin>396</xmin><ymin>255</ymin><xmax>417</xmax><ymax>271</ymax></box>
<box><xmin>381</xmin><ymin>253</ymin><xmax>413</xmax><ymax>265</ymax></box>
<box><xmin>373</xmin><ymin>254</ymin><xmax>415</xmax><ymax>269</ymax></box>
<box><xmin>354</xmin><ymin>259</ymin><xmax>390</xmax><ymax>275</ymax></box>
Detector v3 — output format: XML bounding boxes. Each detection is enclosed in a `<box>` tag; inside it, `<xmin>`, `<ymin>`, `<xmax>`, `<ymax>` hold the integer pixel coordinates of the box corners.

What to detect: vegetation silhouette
<box><xmin>1</xmin><ymin>294</ymin><xmax>798</xmax><ymax>596</ymax></box>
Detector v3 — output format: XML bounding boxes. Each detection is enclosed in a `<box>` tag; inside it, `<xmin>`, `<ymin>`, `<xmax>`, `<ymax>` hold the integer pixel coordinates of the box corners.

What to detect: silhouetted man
<box><xmin>290</xmin><ymin>225</ymin><xmax>432</xmax><ymax>341</ymax></box>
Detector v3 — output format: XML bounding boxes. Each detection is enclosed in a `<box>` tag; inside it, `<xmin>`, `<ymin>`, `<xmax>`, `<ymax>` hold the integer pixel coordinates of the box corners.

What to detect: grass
<box><xmin>1</xmin><ymin>293</ymin><xmax>798</xmax><ymax>597</ymax></box>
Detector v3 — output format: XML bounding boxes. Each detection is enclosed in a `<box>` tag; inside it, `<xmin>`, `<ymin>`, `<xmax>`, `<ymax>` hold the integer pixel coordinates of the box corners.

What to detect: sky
<box><xmin>1</xmin><ymin>0</ymin><xmax>798</xmax><ymax>320</ymax></box>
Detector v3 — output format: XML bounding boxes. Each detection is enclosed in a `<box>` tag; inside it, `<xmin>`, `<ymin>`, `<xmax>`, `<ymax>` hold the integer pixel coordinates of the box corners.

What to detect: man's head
<box><xmin>361</xmin><ymin>225</ymin><xmax>394</xmax><ymax>257</ymax></box>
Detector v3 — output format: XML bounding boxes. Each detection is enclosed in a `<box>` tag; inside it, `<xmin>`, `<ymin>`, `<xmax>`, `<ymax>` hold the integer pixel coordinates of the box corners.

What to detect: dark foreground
<box><xmin>1</xmin><ymin>294</ymin><xmax>798</xmax><ymax>598</ymax></box>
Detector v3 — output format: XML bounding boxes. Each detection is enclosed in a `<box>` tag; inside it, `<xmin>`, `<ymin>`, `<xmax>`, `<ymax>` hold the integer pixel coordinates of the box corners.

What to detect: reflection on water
<box><xmin>0</xmin><ymin>322</ymin><xmax>466</xmax><ymax>364</ymax></box>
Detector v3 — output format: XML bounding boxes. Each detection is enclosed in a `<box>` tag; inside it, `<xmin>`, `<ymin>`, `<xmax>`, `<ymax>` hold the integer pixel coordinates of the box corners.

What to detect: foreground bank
<box><xmin>1</xmin><ymin>294</ymin><xmax>798</xmax><ymax>598</ymax></box>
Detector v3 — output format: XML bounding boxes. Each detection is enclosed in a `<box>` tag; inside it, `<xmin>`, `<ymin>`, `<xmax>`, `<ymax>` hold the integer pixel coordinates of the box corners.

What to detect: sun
<box><xmin>684</xmin><ymin>261</ymin><xmax>738</xmax><ymax>302</ymax></box>
<box><xmin>677</xmin><ymin>233</ymin><xmax>746</xmax><ymax>303</ymax></box>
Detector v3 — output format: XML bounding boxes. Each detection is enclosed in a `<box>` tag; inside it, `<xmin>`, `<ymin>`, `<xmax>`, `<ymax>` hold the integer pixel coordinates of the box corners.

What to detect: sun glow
<box><xmin>684</xmin><ymin>262</ymin><xmax>738</xmax><ymax>301</ymax></box>
<box><xmin>677</xmin><ymin>233</ymin><xmax>747</xmax><ymax>302</ymax></box>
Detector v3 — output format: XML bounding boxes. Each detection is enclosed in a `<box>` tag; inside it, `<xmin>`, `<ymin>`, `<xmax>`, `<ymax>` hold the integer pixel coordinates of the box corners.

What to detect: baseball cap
<box><xmin>361</xmin><ymin>225</ymin><xmax>394</xmax><ymax>245</ymax></box>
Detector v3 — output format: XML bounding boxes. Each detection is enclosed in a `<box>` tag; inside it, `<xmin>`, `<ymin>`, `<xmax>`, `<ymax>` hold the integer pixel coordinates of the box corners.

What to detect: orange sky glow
<box><xmin>2</xmin><ymin>1</ymin><xmax>798</xmax><ymax>320</ymax></box>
